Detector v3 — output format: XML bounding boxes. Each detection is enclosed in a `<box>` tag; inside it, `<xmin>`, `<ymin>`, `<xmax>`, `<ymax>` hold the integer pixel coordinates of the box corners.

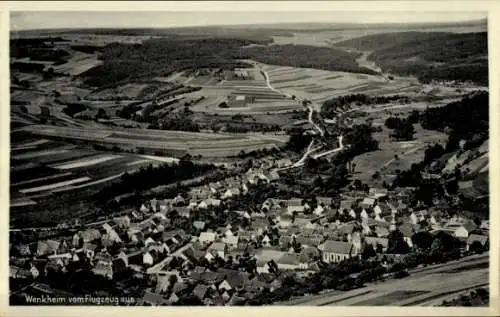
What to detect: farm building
<box><xmin>228</xmin><ymin>94</ymin><xmax>255</xmax><ymax>107</ymax></box>
<box><xmin>233</xmin><ymin>68</ymin><xmax>252</xmax><ymax>79</ymax></box>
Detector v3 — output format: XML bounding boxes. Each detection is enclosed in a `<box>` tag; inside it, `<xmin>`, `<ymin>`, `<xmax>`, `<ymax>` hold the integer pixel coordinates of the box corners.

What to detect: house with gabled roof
<box><xmin>277</xmin><ymin>253</ymin><xmax>301</xmax><ymax>270</ymax></box>
<box><xmin>319</xmin><ymin>240</ymin><xmax>357</xmax><ymax>263</ymax></box>
<box><xmin>480</xmin><ymin>220</ymin><xmax>489</xmax><ymax>230</ymax></box>
<box><xmin>398</xmin><ymin>223</ymin><xmax>416</xmax><ymax>247</ymax></box>
<box><xmin>313</xmin><ymin>204</ymin><xmax>325</xmax><ymax>216</ymax></box>
<box><xmin>114</xmin><ymin>215</ymin><xmax>131</xmax><ymax>229</ymax></box>
<box><xmin>360</xmin><ymin>208</ymin><xmax>369</xmax><ymax>220</ymax></box>
<box><xmin>261</xmin><ymin>234</ymin><xmax>272</xmax><ymax>247</ymax></box>
<box><xmin>287</xmin><ymin>197</ymin><xmax>303</xmax><ymax>206</ymax></box>
<box><xmin>466</xmin><ymin>233</ymin><xmax>489</xmax><ymax>251</ymax></box>
<box><xmin>252</xmin><ymin>218</ymin><xmax>269</xmax><ymax>234</ymax></box>
<box><xmin>208</xmin><ymin>242</ymin><xmax>227</xmax><ymax>259</ymax></box>
<box><xmin>80</xmin><ymin>229</ymin><xmax>101</xmax><ymax>243</ymax></box>
<box><xmin>360</xmin><ymin>197</ymin><xmax>376</xmax><ymax>209</ymax></box>
<box><xmin>193</xmin><ymin>221</ymin><xmax>206</xmax><ymax>231</ymax></box>
<box><xmin>375</xmin><ymin>226</ymin><xmax>389</xmax><ymax>238</ymax></box>
<box><xmin>255</xmin><ymin>249</ymin><xmax>286</xmax><ymax>273</ymax></box>
<box><xmin>223</xmin><ymin>235</ymin><xmax>239</xmax><ymax>249</ymax></box>
<box><xmin>454</xmin><ymin>222</ymin><xmax>477</xmax><ymax>239</ymax></box>
<box><xmin>192</xmin><ymin>284</ymin><xmax>211</xmax><ymax>301</ymax></box>
<box><xmin>364</xmin><ymin>237</ymin><xmax>389</xmax><ymax>253</ymax></box>
<box><xmin>36</xmin><ymin>240</ymin><xmax>60</xmax><ymax>257</ymax></box>
<box><xmin>287</xmin><ymin>204</ymin><xmax>305</xmax><ymax>215</ymax></box>
<box><xmin>299</xmin><ymin>246</ymin><xmax>320</xmax><ymax>266</ymax></box>
<box><xmin>316</xmin><ymin>196</ymin><xmax>332</xmax><ymax>207</ymax></box>
<box><xmin>199</xmin><ymin>231</ymin><xmax>217</xmax><ymax>246</ymax></box>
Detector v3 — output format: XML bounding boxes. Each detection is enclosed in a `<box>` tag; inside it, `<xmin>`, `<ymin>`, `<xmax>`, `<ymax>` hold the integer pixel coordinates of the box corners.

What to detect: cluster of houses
<box><xmin>10</xmin><ymin>164</ymin><xmax>490</xmax><ymax>306</ymax></box>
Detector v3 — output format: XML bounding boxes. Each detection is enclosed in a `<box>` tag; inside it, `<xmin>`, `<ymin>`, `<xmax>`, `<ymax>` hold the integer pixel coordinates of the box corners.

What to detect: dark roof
<box><xmin>277</xmin><ymin>253</ymin><xmax>300</xmax><ymax>265</ymax></box>
<box><xmin>398</xmin><ymin>223</ymin><xmax>415</xmax><ymax>237</ymax></box>
<box><xmin>208</xmin><ymin>242</ymin><xmax>226</xmax><ymax>251</ymax></box>
<box><xmin>365</xmin><ymin>237</ymin><xmax>389</xmax><ymax>248</ymax></box>
<box><xmin>467</xmin><ymin>234</ymin><xmax>488</xmax><ymax>246</ymax></box>
<box><xmin>193</xmin><ymin>284</ymin><xmax>209</xmax><ymax>300</ymax></box>
<box><xmin>256</xmin><ymin>272</ymin><xmax>276</xmax><ymax>283</ymax></box>
<box><xmin>217</xmin><ymin>269</ymin><xmax>249</xmax><ymax>289</ymax></box>
<box><xmin>321</xmin><ymin>240</ymin><xmax>353</xmax><ymax>254</ymax></box>
<box><xmin>112</xmin><ymin>258</ymin><xmax>127</xmax><ymax>273</ymax></box>
<box><xmin>142</xmin><ymin>290</ymin><xmax>168</xmax><ymax>306</ymax></box>
<box><xmin>462</xmin><ymin>222</ymin><xmax>477</xmax><ymax>232</ymax></box>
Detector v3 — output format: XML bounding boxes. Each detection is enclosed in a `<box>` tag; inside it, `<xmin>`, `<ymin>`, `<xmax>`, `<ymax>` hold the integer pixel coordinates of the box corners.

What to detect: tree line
<box><xmin>321</xmin><ymin>94</ymin><xmax>409</xmax><ymax>119</ymax></box>
<box><xmin>93</xmin><ymin>159</ymin><xmax>218</xmax><ymax>203</ymax></box>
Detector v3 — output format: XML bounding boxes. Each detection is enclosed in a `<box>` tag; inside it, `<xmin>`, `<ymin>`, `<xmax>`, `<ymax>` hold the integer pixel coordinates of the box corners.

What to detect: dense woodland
<box><xmin>94</xmin><ymin>159</ymin><xmax>217</xmax><ymax>203</ymax></box>
<box><xmin>10</xmin><ymin>37</ymin><xmax>70</xmax><ymax>62</ymax></box>
<box><xmin>336</xmin><ymin>32</ymin><xmax>488</xmax><ymax>85</ymax></box>
<box><xmin>242</xmin><ymin>44</ymin><xmax>378</xmax><ymax>75</ymax></box>
<box><xmin>79</xmin><ymin>37</ymin><xmax>257</xmax><ymax>87</ymax></box>
<box><xmin>78</xmin><ymin>36</ymin><xmax>382</xmax><ymax>88</ymax></box>
<box><xmin>389</xmin><ymin>92</ymin><xmax>489</xmax><ymax>209</ymax></box>
<box><xmin>384</xmin><ymin>116</ymin><xmax>416</xmax><ymax>141</ymax></box>
<box><xmin>419</xmin><ymin>91</ymin><xmax>488</xmax><ymax>151</ymax></box>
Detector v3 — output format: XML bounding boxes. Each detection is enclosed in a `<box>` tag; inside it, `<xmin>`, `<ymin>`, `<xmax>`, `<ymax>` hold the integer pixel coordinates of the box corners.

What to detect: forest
<box><xmin>79</xmin><ymin>37</ymin><xmax>257</xmax><ymax>87</ymax></box>
<box><xmin>336</xmin><ymin>32</ymin><xmax>488</xmax><ymax>85</ymax></box>
<box><xmin>78</xmin><ymin>35</ymin><xmax>380</xmax><ymax>88</ymax></box>
<box><xmin>419</xmin><ymin>91</ymin><xmax>488</xmax><ymax>151</ymax></box>
<box><xmin>243</xmin><ymin>44</ymin><xmax>379</xmax><ymax>75</ymax></box>
<box><xmin>93</xmin><ymin>159</ymin><xmax>218</xmax><ymax>203</ymax></box>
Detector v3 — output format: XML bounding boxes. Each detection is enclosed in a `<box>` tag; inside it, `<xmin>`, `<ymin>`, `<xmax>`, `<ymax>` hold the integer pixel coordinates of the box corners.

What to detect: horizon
<box><xmin>10</xmin><ymin>11</ymin><xmax>487</xmax><ymax>31</ymax></box>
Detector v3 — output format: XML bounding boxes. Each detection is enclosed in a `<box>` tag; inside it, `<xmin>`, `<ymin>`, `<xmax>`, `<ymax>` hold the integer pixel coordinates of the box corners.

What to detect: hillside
<box><xmin>243</xmin><ymin>44</ymin><xmax>378</xmax><ymax>75</ymax></box>
<box><xmin>335</xmin><ymin>32</ymin><xmax>488</xmax><ymax>85</ymax></box>
<box><xmin>79</xmin><ymin>37</ymin><xmax>260</xmax><ymax>87</ymax></box>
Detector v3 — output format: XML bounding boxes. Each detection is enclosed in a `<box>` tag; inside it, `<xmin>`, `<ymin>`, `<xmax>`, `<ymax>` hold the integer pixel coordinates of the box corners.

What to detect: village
<box><xmin>9</xmin><ymin>155</ymin><xmax>490</xmax><ymax>306</ymax></box>
<box><xmin>8</xmin><ymin>11</ymin><xmax>491</xmax><ymax>308</ymax></box>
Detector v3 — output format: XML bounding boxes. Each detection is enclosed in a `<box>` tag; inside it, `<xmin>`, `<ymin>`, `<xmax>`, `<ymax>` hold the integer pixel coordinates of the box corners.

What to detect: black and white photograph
<box><xmin>4</xmin><ymin>1</ymin><xmax>497</xmax><ymax>312</ymax></box>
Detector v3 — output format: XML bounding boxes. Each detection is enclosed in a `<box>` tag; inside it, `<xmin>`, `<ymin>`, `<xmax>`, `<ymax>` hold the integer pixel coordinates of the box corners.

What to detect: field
<box><xmin>261</xmin><ymin>64</ymin><xmax>421</xmax><ymax>104</ymax></box>
<box><xmin>9</xmin><ymin>135</ymin><xmax>162</xmax><ymax>207</ymax></box>
<box><xmin>183</xmin><ymin>74</ymin><xmax>303</xmax><ymax>116</ymax></box>
<box><xmin>86</xmin><ymin>82</ymin><xmax>151</xmax><ymax>100</ymax></box>
<box><xmin>351</xmin><ymin>120</ymin><xmax>448</xmax><ymax>186</ymax></box>
<box><xmin>271</xmin><ymin>23</ymin><xmax>487</xmax><ymax>47</ymax></box>
<box><xmin>52</xmin><ymin>52</ymin><xmax>103</xmax><ymax>76</ymax></box>
<box><xmin>18</xmin><ymin>124</ymin><xmax>289</xmax><ymax>158</ymax></box>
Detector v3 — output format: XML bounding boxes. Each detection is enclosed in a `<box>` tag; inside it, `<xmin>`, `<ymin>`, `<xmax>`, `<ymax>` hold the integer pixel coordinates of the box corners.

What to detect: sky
<box><xmin>10</xmin><ymin>11</ymin><xmax>487</xmax><ymax>31</ymax></box>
